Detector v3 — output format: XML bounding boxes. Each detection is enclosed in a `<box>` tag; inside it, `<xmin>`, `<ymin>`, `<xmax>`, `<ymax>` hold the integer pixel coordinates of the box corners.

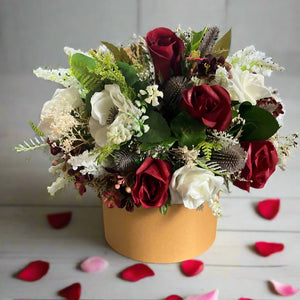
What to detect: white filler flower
<box><xmin>169</xmin><ymin>166</ymin><xmax>224</xmax><ymax>209</ymax></box>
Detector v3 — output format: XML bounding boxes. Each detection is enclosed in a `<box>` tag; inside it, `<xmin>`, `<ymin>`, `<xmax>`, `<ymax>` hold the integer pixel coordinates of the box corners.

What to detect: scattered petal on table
<box><xmin>165</xmin><ymin>295</ymin><xmax>183</xmax><ymax>300</ymax></box>
<box><xmin>181</xmin><ymin>259</ymin><xmax>204</xmax><ymax>277</ymax></box>
<box><xmin>238</xmin><ymin>298</ymin><xmax>253</xmax><ymax>300</ymax></box>
<box><xmin>120</xmin><ymin>263</ymin><xmax>155</xmax><ymax>282</ymax></box>
<box><xmin>257</xmin><ymin>199</ymin><xmax>280</xmax><ymax>220</ymax></box>
<box><xmin>58</xmin><ymin>282</ymin><xmax>81</xmax><ymax>300</ymax></box>
<box><xmin>47</xmin><ymin>211</ymin><xmax>72</xmax><ymax>229</ymax></box>
<box><xmin>17</xmin><ymin>260</ymin><xmax>49</xmax><ymax>281</ymax></box>
<box><xmin>255</xmin><ymin>241</ymin><xmax>284</xmax><ymax>257</ymax></box>
<box><xmin>80</xmin><ymin>256</ymin><xmax>108</xmax><ymax>273</ymax></box>
<box><xmin>185</xmin><ymin>289</ymin><xmax>219</xmax><ymax>300</ymax></box>
<box><xmin>270</xmin><ymin>280</ymin><xmax>298</xmax><ymax>296</ymax></box>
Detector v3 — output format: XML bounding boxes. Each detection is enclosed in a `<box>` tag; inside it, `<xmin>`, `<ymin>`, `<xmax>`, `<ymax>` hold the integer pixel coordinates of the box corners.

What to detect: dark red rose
<box><xmin>181</xmin><ymin>84</ymin><xmax>232</xmax><ymax>131</ymax></box>
<box><xmin>146</xmin><ymin>27</ymin><xmax>185</xmax><ymax>82</ymax></box>
<box><xmin>234</xmin><ymin>141</ymin><xmax>278</xmax><ymax>192</ymax></box>
<box><xmin>132</xmin><ymin>157</ymin><xmax>171</xmax><ymax>208</ymax></box>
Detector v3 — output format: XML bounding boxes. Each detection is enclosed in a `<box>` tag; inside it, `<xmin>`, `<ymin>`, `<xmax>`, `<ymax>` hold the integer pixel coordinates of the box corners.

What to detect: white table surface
<box><xmin>1</xmin><ymin>74</ymin><xmax>300</xmax><ymax>300</ymax></box>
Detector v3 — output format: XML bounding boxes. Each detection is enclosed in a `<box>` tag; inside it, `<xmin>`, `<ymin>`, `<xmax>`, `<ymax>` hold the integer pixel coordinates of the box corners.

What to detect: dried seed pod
<box><xmin>199</xmin><ymin>26</ymin><xmax>220</xmax><ymax>57</ymax></box>
<box><xmin>210</xmin><ymin>144</ymin><xmax>247</xmax><ymax>173</ymax></box>
<box><xmin>162</xmin><ymin>76</ymin><xmax>193</xmax><ymax>107</ymax></box>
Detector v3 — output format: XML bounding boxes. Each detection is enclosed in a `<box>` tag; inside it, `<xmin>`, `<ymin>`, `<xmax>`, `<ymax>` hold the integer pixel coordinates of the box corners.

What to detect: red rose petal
<box><xmin>17</xmin><ymin>260</ymin><xmax>49</xmax><ymax>281</ymax></box>
<box><xmin>270</xmin><ymin>280</ymin><xmax>298</xmax><ymax>296</ymax></box>
<box><xmin>165</xmin><ymin>295</ymin><xmax>183</xmax><ymax>300</ymax></box>
<box><xmin>121</xmin><ymin>263</ymin><xmax>155</xmax><ymax>282</ymax></box>
<box><xmin>47</xmin><ymin>211</ymin><xmax>72</xmax><ymax>229</ymax></box>
<box><xmin>257</xmin><ymin>199</ymin><xmax>280</xmax><ymax>220</ymax></box>
<box><xmin>181</xmin><ymin>259</ymin><xmax>204</xmax><ymax>277</ymax></box>
<box><xmin>185</xmin><ymin>289</ymin><xmax>219</xmax><ymax>300</ymax></box>
<box><xmin>255</xmin><ymin>241</ymin><xmax>284</xmax><ymax>257</ymax></box>
<box><xmin>58</xmin><ymin>282</ymin><xmax>81</xmax><ymax>300</ymax></box>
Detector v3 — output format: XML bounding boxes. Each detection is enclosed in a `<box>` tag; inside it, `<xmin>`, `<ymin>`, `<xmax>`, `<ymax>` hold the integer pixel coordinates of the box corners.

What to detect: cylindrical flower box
<box><xmin>102</xmin><ymin>203</ymin><xmax>217</xmax><ymax>263</ymax></box>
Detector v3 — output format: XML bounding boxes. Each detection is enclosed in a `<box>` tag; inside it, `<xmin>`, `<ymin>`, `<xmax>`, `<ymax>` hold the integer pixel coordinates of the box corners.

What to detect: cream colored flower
<box><xmin>139</xmin><ymin>84</ymin><xmax>163</xmax><ymax>106</ymax></box>
<box><xmin>227</xmin><ymin>67</ymin><xmax>271</xmax><ymax>105</ymax></box>
<box><xmin>169</xmin><ymin>166</ymin><xmax>224</xmax><ymax>209</ymax></box>
<box><xmin>38</xmin><ymin>87</ymin><xmax>83</xmax><ymax>140</ymax></box>
<box><xmin>89</xmin><ymin>84</ymin><xmax>145</xmax><ymax>147</ymax></box>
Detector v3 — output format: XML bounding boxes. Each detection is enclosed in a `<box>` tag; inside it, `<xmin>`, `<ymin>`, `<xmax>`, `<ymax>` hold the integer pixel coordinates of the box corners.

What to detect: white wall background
<box><xmin>1</xmin><ymin>0</ymin><xmax>299</xmax><ymax>205</ymax></box>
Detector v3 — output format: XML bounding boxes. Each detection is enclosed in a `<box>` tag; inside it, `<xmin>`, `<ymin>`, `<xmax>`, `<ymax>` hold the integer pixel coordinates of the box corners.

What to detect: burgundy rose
<box><xmin>234</xmin><ymin>141</ymin><xmax>278</xmax><ymax>192</ymax></box>
<box><xmin>132</xmin><ymin>157</ymin><xmax>171</xmax><ymax>208</ymax></box>
<box><xmin>181</xmin><ymin>84</ymin><xmax>232</xmax><ymax>131</ymax></box>
<box><xmin>146</xmin><ymin>27</ymin><xmax>185</xmax><ymax>82</ymax></box>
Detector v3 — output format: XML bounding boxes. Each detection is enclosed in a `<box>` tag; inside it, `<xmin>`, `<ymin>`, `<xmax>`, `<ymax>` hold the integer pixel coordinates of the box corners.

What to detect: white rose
<box><xmin>169</xmin><ymin>166</ymin><xmax>224</xmax><ymax>209</ymax></box>
<box><xmin>227</xmin><ymin>67</ymin><xmax>271</xmax><ymax>105</ymax></box>
<box><xmin>38</xmin><ymin>87</ymin><xmax>83</xmax><ymax>136</ymax></box>
<box><xmin>89</xmin><ymin>84</ymin><xmax>141</xmax><ymax>147</ymax></box>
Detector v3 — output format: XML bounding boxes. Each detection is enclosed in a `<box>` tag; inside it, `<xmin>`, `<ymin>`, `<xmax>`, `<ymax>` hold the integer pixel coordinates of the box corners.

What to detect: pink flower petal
<box><xmin>165</xmin><ymin>295</ymin><xmax>183</xmax><ymax>300</ymax></box>
<box><xmin>58</xmin><ymin>282</ymin><xmax>81</xmax><ymax>300</ymax></box>
<box><xmin>185</xmin><ymin>289</ymin><xmax>219</xmax><ymax>300</ymax></box>
<box><xmin>181</xmin><ymin>259</ymin><xmax>204</xmax><ymax>277</ymax></box>
<box><xmin>47</xmin><ymin>211</ymin><xmax>72</xmax><ymax>229</ymax></box>
<box><xmin>255</xmin><ymin>241</ymin><xmax>284</xmax><ymax>257</ymax></box>
<box><xmin>270</xmin><ymin>280</ymin><xmax>298</xmax><ymax>296</ymax></box>
<box><xmin>257</xmin><ymin>199</ymin><xmax>280</xmax><ymax>220</ymax></box>
<box><xmin>80</xmin><ymin>256</ymin><xmax>108</xmax><ymax>273</ymax></box>
<box><xmin>238</xmin><ymin>298</ymin><xmax>253</xmax><ymax>300</ymax></box>
<box><xmin>17</xmin><ymin>260</ymin><xmax>49</xmax><ymax>281</ymax></box>
<box><xmin>121</xmin><ymin>263</ymin><xmax>155</xmax><ymax>282</ymax></box>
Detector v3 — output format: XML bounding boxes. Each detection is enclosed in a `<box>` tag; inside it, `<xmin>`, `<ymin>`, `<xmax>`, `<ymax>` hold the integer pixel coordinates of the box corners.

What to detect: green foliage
<box><xmin>191</xmin><ymin>27</ymin><xmax>207</xmax><ymax>51</ymax></box>
<box><xmin>15</xmin><ymin>137</ymin><xmax>48</xmax><ymax>153</ymax></box>
<box><xmin>196</xmin><ymin>141</ymin><xmax>222</xmax><ymax>160</ymax></box>
<box><xmin>140</xmin><ymin>136</ymin><xmax>177</xmax><ymax>152</ymax></box>
<box><xmin>211</xmin><ymin>29</ymin><xmax>231</xmax><ymax>59</ymax></box>
<box><xmin>70</xmin><ymin>53</ymin><xmax>102</xmax><ymax>92</ymax></box>
<box><xmin>29</xmin><ymin>120</ymin><xmax>45</xmax><ymax>137</ymax></box>
<box><xmin>239</xmin><ymin>102</ymin><xmax>280</xmax><ymax>141</ymax></box>
<box><xmin>138</xmin><ymin>110</ymin><xmax>171</xmax><ymax>144</ymax></box>
<box><xmin>159</xmin><ymin>196</ymin><xmax>171</xmax><ymax>215</ymax></box>
<box><xmin>101</xmin><ymin>41</ymin><xmax>131</xmax><ymax>64</ymax></box>
<box><xmin>115</xmin><ymin>61</ymin><xmax>139</xmax><ymax>87</ymax></box>
<box><xmin>170</xmin><ymin>111</ymin><xmax>206</xmax><ymax>149</ymax></box>
<box><xmin>95</xmin><ymin>143</ymin><xmax>120</xmax><ymax>166</ymax></box>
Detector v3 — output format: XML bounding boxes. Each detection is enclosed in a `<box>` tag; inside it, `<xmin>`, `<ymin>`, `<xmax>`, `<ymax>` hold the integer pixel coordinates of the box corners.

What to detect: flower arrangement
<box><xmin>16</xmin><ymin>26</ymin><xmax>298</xmax><ymax>217</ymax></box>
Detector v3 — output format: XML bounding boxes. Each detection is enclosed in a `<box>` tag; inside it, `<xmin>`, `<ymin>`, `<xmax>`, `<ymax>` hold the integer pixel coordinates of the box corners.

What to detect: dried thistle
<box><xmin>209</xmin><ymin>144</ymin><xmax>247</xmax><ymax>173</ymax></box>
<box><xmin>113</xmin><ymin>148</ymin><xmax>138</xmax><ymax>173</ymax></box>
<box><xmin>162</xmin><ymin>76</ymin><xmax>193</xmax><ymax>107</ymax></box>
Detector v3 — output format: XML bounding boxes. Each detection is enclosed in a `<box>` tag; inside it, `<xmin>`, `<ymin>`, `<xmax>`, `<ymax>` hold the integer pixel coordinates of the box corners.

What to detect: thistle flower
<box><xmin>113</xmin><ymin>148</ymin><xmax>138</xmax><ymax>173</ymax></box>
<box><xmin>210</xmin><ymin>144</ymin><xmax>247</xmax><ymax>173</ymax></box>
<box><xmin>162</xmin><ymin>76</ymin><xmax>193</xmax><ymax>107</ymax></box>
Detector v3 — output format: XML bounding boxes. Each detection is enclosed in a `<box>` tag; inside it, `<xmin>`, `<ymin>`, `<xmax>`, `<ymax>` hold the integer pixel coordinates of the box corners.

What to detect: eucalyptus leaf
<box><xmin>101</xmin><ymin>41</ymin><xmax>131</xmax><ymax>64</ymax></box>
<box><xmin>239</xmin><ymin>102</ymin><xmax>279</xmax><ymax>141</ymax></box>
<box><xmin>212</xmin><ymin>29</ymin><xmax>231</xmax><ymax>59</ymax></box>
<box><xmin>138</xmin><ymin>110</ymin><xmax>171</xmax><ymax>144</ymax></box>
<box><xmin>115</xmin><ymin>61</ymin><xmax>139</xmax><ymax>87</ymax></box>
<box><xmin>191</xmin><ymin>27</ymin><xmax>207</xmax><ymax>51</ymax></box>
<box><xmin>170</xmin><ymin>111</ymin><xmax>206</xmax><ymax>148</ymax></box>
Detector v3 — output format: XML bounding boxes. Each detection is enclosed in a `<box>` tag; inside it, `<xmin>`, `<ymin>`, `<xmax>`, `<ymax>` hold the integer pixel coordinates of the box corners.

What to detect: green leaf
<box><xmin>138</xmin><ymin>110</ymin><xmax>171</xmax><ymax>144</ymax></box>
<box><xmin>239</xmin><ymin>102</ymin><xmax>280</xmax><ymax>141</ymax></box>
<box><xmin>101</xmin><ymin>41</ymin><xmax>131</xmax><ymax>64</ymax></box>
<box><xmin>29</xmin><ymin>120</ymin><xmax>45</xmax><ymax>137</ymax></box>
<box><xmin>159</xmin><ymin>196</ymin><xmax>171</xmax><ymax>215</ymax></box>
<box><xmin>170</xmin><ymin>111</ymin><xmax>207</xmax><ymax>148</ymax></box>
<box><xmin>70</xmin><ymin>53</ymin><xmax>102</xmax><ymax>91</ymax></box>
<box><xmin>115</xmin><ymin>61</ymin><xmax>139</xmax><ymax>87</ymax></box>
<box><xmin>212</xmin><ymin>29</ymin><xmax>231</xmax><ymax>59</ymax></box>
<box><xmin>140</xmin><ymin>136</ymin><xmax>177</xmax><ymax>151</ymax></box>
<box><xmin>191</xmin><ymin>27</ymin><xmax>207</xmax><ymax>51</ymax></box>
